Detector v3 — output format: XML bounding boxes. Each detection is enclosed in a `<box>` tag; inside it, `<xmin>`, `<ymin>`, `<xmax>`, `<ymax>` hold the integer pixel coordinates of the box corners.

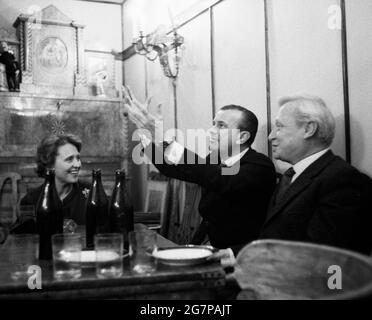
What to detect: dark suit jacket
<box><xmin>258</xmin><ymin>150</ymin><xmax>372</xmax><ymax>255</ymax></box>
<box><xmin>145</xmin><ymin>143</ymin><xmax>276</xmax><ymax>249</ymax></box>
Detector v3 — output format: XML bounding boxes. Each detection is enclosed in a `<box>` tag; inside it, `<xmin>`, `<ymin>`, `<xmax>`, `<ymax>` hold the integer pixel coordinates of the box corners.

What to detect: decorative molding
<box><xmin>340</xmin><ymin>0</ymin><xmax>351</xmax><ymax>164</ymax></box>
<box><xmin>209</xmin><ymin>7</ymin><xmax>216</xmax><ymax>118</ymax></box>
<box><xmin>19</xmin><ymin>21</ymin><xmax>25</xmax><ymax>71</ymax></box>
<box><xmin>12</xmin><ymin>5</ymin><xmax>90</xmax><ymax>96</ymax></box>
<box><xmin>21</xmin><ymin>22</ymin><xmax>34</xmax><ymax>85</ymax></box>
<box><xmin>13</xmin><ymin>5</ymin><xmax>85</xmax><ymax>29</ymax></box>
<box><xmin>264</xmin><ymin>0</ymin><xmax>273</xmax><ymax>159</ymax></box>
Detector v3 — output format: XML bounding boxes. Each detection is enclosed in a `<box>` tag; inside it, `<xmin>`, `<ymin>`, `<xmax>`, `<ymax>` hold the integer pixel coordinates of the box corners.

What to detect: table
<box><xmin>0</xmin><ymin>225</ymin><xmax>227</xmax><ymax>300</ymax></box>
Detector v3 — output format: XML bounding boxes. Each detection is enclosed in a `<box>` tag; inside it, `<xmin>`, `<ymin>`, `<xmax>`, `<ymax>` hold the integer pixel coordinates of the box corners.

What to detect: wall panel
<box><xmin>214</xmin><ymin>0</ymin><xmax>267</xmax><ymax>154</ymax></box>
<box><xmin>346</xmin><ymin>0</ymin><xmax>372</xmax><ymax>175</ymax></box>
<box><xmin>124</xmin><ymin>55</ymin><xmax>147</xmax><ymax>210</ymax></box>
<box><xmin>146</xmin><ymin>61</ymin><xmax>175</xmax><ymax>140</ymax></box>
<box><xmin>176</xmin><ymin>12</ymin><xmax>212</xmax><ymax>157</ymax></box>
<box><xmin>268</xmin><ymin>0</ymin><xmax>345</xmax><ymax>170</ymax></box>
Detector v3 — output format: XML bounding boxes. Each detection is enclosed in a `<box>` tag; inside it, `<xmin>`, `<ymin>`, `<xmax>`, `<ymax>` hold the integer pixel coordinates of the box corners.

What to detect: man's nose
<box><xmin>268</xmin><ymin>129</ymin><xmax>275</xmax><ymax>141</ymax></box>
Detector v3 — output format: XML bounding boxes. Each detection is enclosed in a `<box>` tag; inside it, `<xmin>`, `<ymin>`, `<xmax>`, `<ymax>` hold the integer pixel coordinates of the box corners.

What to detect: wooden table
<box><xmin>0</xmin><ymin>225</ymin><xmax>227</xmax><ymax>300</ymax></box>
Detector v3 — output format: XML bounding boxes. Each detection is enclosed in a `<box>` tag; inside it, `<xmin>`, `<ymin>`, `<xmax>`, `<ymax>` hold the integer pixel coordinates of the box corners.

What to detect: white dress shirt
<box><xmin>291</xmin><ymin>148</ymin><xmax>329</xmax><ymax>183</ymax></box>
<box><xmin>140</xmin><ymin>134</ymin><xmax>250</xmax><ymax>167</ymax></box>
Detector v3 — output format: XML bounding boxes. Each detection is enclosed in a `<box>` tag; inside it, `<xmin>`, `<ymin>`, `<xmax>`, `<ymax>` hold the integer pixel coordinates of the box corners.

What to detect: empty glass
<box><xmin>95</xmin><ymin>233</ymin><xmax>123</xmax><ymax>279</ymax></box>
<box><xmin>8</xmin><ymin>234</ymin><xmax>39</xmax><ymax>281</ymax></box>
<box><xmin>52</xmin><ymin>233</ymin><xmax>82</xmax><ymax>280</ymax></box>
<box><xmin>129</xmin><ymin>230</ymin><xmax>157</xmax><ymax>274</ymax></box>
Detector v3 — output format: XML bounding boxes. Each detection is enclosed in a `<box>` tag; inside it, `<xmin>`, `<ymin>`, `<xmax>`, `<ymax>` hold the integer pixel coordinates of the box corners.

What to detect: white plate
<box><xmin>153</xmin><ymin>246</ymin><xmax>213</xmax><ymax>266</ymax></box>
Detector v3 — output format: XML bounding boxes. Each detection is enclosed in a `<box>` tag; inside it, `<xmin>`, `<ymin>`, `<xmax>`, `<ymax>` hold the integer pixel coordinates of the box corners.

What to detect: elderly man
<box><xmin>123</xmin><ymin>86</ymin><xmax>276</xmax><ymax>250</ymax></box>
<box><xmin>259</xmin><ymin>94</ymin><xmax>372</xmax><ymax>254</ymax></box>
<box><xmin>219</xmin><ymin>95</ymin><xmax>372</xmax><ymax>264</ymax></box>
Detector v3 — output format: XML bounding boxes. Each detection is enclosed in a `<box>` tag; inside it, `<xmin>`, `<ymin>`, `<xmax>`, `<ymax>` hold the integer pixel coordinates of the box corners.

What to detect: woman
<box><xmin>11</xmin><ymin>134</ymin><xmax>90</xmax><ymax>233</ymax></box>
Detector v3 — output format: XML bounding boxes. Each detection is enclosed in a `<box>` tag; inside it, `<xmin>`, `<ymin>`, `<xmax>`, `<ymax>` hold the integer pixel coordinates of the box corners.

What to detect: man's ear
<box><xmin>304</xmin><ymin>121</ymin><xmax>318</xmax><ymax>139</ymax></box>
<box><xmin>237</xmin><ymin>131</ymin><xmax>251</xmax><ymax>145</ymax></box>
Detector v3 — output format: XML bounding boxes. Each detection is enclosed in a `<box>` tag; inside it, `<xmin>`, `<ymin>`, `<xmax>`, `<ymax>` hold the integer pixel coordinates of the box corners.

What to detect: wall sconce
<box><xmin>132</xmin><ymin>26</ymin><xmax>184</xmax><ymax>79</ymax></box>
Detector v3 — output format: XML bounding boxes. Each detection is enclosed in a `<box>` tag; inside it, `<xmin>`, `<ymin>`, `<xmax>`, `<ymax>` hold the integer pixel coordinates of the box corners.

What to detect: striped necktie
<box><xmin>275</xmin><ymin>167</ymin><xmax>296</xmax><ymax>203</ymax></box>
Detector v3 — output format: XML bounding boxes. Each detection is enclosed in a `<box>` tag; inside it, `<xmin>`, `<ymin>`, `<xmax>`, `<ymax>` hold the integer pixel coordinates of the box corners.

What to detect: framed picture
<box><xmin>144</xmin><ymin>180</ymin><xmax>169</xmax><ymax>216</ymax></box>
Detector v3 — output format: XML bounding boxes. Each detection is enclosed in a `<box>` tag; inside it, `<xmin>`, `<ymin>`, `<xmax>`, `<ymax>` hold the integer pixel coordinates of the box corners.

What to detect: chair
<box><xmin>164</xmin><ymin>180</ymin><xmax>203</xmax><ymax>244</ymax></box>
<box><xmin>231</xmin><ymin>240</ymin><xmax>372</xmax><ymax>300</ymax></box>
<box><xmin>0</xmin><ymin>172</ymin><xmax>21</xmax><ymax>225</ymax></box>
<box><xmin>134</xmin><ymin>180</ymin><xmax>169</xmax><ymax>233</ymax></box>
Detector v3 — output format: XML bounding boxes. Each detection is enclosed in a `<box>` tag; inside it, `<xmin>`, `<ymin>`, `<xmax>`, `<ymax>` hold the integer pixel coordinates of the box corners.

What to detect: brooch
<box><xmin>82</xmin><ymin>188</ymin><xmax>90</xmax><ymax>198</ymax></box>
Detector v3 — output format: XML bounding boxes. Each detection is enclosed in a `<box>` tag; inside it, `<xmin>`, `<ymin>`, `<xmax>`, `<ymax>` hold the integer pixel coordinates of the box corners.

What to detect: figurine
<box><xmin>0</xmin><ymin>41</ymin><xmax>21</xmax><ymax>92</ymax></box>
<box><xmin>95</xmin><ymin>70</ymin><xmax>108</xmax><ymax>97</ymax></box>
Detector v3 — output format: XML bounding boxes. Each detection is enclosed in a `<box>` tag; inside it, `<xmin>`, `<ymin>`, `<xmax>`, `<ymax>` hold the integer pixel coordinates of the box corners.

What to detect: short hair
<box><xmin>279</xmin><ymin>95</ymin><xmax>336</xmax><ymax>147</ymax></box>
<box><xmin>35</xmin><ymin>134</ymin><xmax>82</xmax><ymax>177</ymax></box>
<box><xmin>220</xmin><ymin>105</ymin><xmax>258</xmax><ymax>146</ymax></box>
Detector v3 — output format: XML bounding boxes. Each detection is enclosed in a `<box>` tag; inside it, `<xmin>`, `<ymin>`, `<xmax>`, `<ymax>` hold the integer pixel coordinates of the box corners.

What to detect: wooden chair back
<box><xmin>233</xmin><ymin>240</ymin><xmax>372</xmax><ymax>300</ymax></box>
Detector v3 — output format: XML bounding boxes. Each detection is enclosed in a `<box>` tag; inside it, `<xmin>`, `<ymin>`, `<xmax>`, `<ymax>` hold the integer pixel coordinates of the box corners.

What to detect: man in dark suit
<box><xmin>259</xmin><ymin>95</ymin><xmax>372</xmax><ymax>255</ymax></box>
<box><xmin>123</xmin><ymin>86</ymin><xmax>276</xmax><ymax>249</ymax></box>
<box><xmin>218</xmin><ymin>95</ymin><xmax>372</xmax><ymax>263</ymax></box>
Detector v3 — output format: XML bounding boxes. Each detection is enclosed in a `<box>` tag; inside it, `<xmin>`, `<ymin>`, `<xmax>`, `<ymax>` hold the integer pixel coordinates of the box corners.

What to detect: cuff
<box><xmin>164</xmin><ymin>141</ymin><xmax>185</xmax><ymax>165</ymax></box>
<box><xmin>220</xmin><ymin>248</ymin><xmax>236</xmax><ymax>268</ymax></box>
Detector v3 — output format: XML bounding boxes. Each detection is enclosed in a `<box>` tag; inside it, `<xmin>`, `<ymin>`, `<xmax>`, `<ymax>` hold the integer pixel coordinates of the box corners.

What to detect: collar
<box><xmin>223</xmin><ymin>147</ymin><xmax>250</xmax><ymax>167</ymax></box>
<box><xmin>292</xmin><ymin>148</ymin><xmax>329</xmax><ymax>182</ymax></box>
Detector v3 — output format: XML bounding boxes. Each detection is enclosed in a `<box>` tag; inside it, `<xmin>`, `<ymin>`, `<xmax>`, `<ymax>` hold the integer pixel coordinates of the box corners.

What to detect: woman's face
<box><xmin>52</xmin><ymin>143</ymin><xmax>81</xmax><ymax>185</ymax></box>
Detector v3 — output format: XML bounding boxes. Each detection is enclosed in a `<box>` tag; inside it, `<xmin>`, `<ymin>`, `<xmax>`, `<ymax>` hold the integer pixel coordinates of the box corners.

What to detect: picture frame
<box><xmin>144</xmin><ymin>180</ymin><xmax>169</xmax><ymax>217</ymax></box>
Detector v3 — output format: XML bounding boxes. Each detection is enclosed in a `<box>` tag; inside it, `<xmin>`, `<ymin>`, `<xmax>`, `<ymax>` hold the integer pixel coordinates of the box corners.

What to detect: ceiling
<box><xmin>76</xmin><ymin>0</ymin><xmax>125</xmax><ymax>5</ymax></box>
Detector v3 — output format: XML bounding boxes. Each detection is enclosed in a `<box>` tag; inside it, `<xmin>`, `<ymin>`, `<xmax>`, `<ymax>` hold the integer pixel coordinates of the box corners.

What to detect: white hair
<box><xmin>279</xmin><ymin>94</ymin><xmax>336</xmax><ymax>147</ymax></box>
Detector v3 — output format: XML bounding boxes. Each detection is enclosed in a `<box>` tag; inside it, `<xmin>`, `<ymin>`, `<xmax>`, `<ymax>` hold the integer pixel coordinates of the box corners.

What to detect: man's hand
<box><xmin>122</xmin><ymin>85</ymin><xmax>163</xmax><ymax>140</ymax></box>
<box><xmin>207</xmin><ymin>248</ymin><xmax>236</xmax><ymax>268</ymax></box>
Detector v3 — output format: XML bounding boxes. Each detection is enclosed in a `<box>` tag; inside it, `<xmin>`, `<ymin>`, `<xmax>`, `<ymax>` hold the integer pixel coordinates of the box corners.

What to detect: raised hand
<box><xmin>122</xmin><ymin>85</ymin><xmax>163</xmax><ymax>140</ymax></box>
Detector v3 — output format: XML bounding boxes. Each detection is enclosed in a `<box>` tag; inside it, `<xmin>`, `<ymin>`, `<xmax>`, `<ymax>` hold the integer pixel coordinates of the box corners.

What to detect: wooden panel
<box><xmin>268</xmin><ymin>0</ymin><xmax>345</xmax><ymax>170</ymax></box>
<box><xmin>0</xmin><ymin>95</ymin><xmax>126</xmax><ymax>158</ymax></box>
<box><xmin>213</xmin><ymin>0</ymin><xmax>267</xmax><ymax>154</ymax></box>
<box><xmin>346</xmin><ymin>0</ymin><xmax>372</xmax><ymax>176</ymax></box>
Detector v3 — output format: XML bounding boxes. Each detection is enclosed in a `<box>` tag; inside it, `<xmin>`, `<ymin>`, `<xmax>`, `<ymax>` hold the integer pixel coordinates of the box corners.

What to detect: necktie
<box><xmin>275</xmin><ymin>167</ymin><xmax>296</xmax><ymax>203</ymax></box>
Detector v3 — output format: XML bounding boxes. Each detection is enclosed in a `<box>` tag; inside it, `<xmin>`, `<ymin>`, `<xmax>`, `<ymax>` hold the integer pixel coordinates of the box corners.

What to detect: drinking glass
<box><xmin>9</xmin><ymin>234</ymin><xmax>39</xmax><ymax>281</ymax></box>
<box><xmin>129</xmin><ymin>230</ymin><xmax>157</xmax><ymax>274</ymax></box>
<box><xmin>94</xmin><ymin>233</ymin><xmax>123</xmax><ymax>279</ymax></box>
<box><xmin>52</xmin><ymin>233</ymin><xmax>82</xmax><ymax>280</ymax></box>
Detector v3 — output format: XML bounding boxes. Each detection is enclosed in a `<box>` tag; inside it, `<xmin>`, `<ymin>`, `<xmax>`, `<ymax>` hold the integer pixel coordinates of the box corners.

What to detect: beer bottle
<box><xmin>109</xmin><ymin>170</ymin><xmax>134</xmax><ymax>248</ymax></box>
<box><xmin>86</xmin><ymin>169</ymin><xmax>109</xmax><ymax>248</ymax></box>
<box><xmin>36</xmin><ymin>169</ymin><xmax>63</xmax><ymax>260</ymax></box>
